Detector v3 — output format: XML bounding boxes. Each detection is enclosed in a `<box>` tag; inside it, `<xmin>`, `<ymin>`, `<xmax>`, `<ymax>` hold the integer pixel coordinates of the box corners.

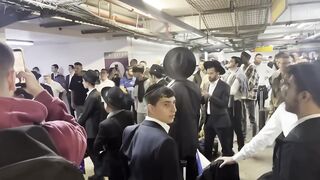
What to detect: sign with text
<box><xmin>104</xmin><ymin>51</ymin><xmax>129</xmax><ymax>76</ymax></box>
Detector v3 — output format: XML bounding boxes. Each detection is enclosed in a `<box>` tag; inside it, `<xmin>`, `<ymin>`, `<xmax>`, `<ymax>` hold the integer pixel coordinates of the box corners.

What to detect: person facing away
<box><xmin>94</xmin><ymin>86</ymin><xmax>134</xmax><ymax>180</ymax></box>
<box><xmin>121</xmin><ymin>84</ymin><xmax>183</xmax><ymax>180</ymax></box>
<box><xmin>0</xmin><ymin>42</ymin><xmax>87</xmax><ymax>165</ymax></box>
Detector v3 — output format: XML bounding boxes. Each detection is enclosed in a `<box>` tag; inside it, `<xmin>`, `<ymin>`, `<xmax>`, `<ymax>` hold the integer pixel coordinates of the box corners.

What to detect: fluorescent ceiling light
<box><xmin>143</xmin><ymin>0</ymin><xmax>164</xmax><ymax>10</ymax></box>
<box><xmin>6</xmin><ymin>39</ymin><xmax>34</xmax><ymax>46</ymax></box>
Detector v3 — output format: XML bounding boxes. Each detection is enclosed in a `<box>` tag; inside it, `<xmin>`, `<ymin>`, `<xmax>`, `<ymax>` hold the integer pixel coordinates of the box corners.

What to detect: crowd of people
<box><xmin>1</xmin><ymin>40</ymin><xmax>320</xmax><ymax>180</ymax></box>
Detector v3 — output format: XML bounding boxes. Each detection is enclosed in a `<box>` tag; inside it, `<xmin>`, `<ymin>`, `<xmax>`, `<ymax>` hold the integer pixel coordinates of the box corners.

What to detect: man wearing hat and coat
<box><xmin>201</xmin><ymin>60</ymin><xmax>234</xmax><ymax>160</ymax></box>
<box><xmin>163</xmin><ymin>47</ymin><xmax>201</xmax><ymax>180</ymax></box>
<box><xmin>78</xmin><ymin>70</ymin><xmax>103</xmax><ymax>180</ymax></box>
<box><xmin>94</xmin><ymin>86</ymin><xmax>134</xmax><ymax>180</ymax></box>
<box><xmin>149</xmin><ymin>64</ymin><xmax>168</xmax><ymax>86</ymax></box>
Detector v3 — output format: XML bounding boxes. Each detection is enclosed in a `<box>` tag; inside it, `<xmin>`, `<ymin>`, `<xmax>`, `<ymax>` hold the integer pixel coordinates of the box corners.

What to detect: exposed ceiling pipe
<box><xmin>302</xmin><ymin>32</ymin><xmax>320</xmax><ymax>42</ymax></box>
<box><xmin>81</xmin><ymin>3</ymin><xmax>142</xmax><ymax>27</ymax></box>
<box><xmin>110</xmin><ymin>0</ymin><xmax>231</xmax><ymax>47</ymax></box>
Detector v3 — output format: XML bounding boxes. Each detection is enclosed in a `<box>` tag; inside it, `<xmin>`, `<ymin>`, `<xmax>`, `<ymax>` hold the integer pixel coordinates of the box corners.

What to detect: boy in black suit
<box><xmin>121</xmin><ymin>84</ymin><xmax>183</xmax><ymax>180</ymax></box>
<box><xmin>94</xmin><ymin>86</ymin><xmax>134</xmax><ymax>180</ymax></box>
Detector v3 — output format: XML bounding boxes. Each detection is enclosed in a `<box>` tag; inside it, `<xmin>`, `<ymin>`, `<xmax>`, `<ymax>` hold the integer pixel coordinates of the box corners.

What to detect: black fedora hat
<box><xmin>163</xmin><ymin>47</ymin><xmax>196</xmax><ymax>80</ymax></box>
<box><xmin>83</xmin><ymin>70</ymin><xmax>100</xmax><ymax>85</ymax></box>
<box><xmin>101</xmin><ymin>86</ymin><xmax>125</xmax><ymax>109</ymax></box>
<box><xmin>204</xmin><ymin>60</ymin><xmax>226</xmax><ymax>75</ymax></box>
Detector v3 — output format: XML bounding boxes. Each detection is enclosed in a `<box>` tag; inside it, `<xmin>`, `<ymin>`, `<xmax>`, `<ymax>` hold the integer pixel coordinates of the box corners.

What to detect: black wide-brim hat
<box><xmin>163</xmin><ymin>47</ymin><xmax>196</xmax><ymax>80</ymax></box>
<box><xmin>101</xmin><ymin>86</ymin><xmax>124</xmax><ymax>109</ymax></box>
<box><xmin>204</xmin><ymin>60</ymin><xmax>226</xmax><ymax>75</ymax></box>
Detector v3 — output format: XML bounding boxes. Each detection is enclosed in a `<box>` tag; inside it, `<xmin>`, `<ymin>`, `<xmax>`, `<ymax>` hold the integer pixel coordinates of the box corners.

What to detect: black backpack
<box><xmin>0</xmin><ymin>125</ymin><xmax>84</xmax><ymax>180</ymax></box>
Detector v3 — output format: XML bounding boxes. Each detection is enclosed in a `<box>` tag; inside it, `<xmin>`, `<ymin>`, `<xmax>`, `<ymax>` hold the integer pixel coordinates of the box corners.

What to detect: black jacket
<box><xmin>197</xmin><ymin>160</ymin><xmax>240</xmax><ymax>180</ymax></box>
<box><xmin>273</xmin><ymin>117</ymin><xmax>320</xmax><ymax>180</ymax></box>
<box><xmin>94</xmin><ymin>110</ymin><xmax>134</xmax><ymax>178</ymax></box>
<box><xmin>121</xmin><ymin>120</ymin><xmax>183</xmax><ymax>180</ymax></box>
<box><xmin>168</xmin><ymin>80</ymin><xmax>201</xmax><ymax>158</ymax></box>
<box><xmin>78</xmin><ymin>89</ymin><xmax>102</xmax><ymax>138</ymax></box>
<box><xmin>201</xmin><ymin>79</ymin><xmax>231</xmax><ymax>128</ymax></box>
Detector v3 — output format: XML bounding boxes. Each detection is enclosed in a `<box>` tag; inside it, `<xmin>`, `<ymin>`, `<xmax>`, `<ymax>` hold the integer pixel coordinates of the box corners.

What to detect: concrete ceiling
<box><xmin>1</xmin><ymin>0</ymin><xmax>320</xmax><ymax>52</ymax></box>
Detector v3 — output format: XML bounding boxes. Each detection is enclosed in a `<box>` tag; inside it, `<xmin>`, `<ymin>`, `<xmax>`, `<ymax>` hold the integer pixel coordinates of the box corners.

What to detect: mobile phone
<box><xmin>13</xmin><ymin>49</ymin><xmax>26</xmax><ymax>72</ymax></box>
<box><xmin>13</xmin><ymin>49</ymin><xmax>26</xmax><ymax>84</ymax></box>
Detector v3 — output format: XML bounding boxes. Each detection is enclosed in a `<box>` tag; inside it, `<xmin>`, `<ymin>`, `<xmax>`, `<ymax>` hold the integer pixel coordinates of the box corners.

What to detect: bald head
<box><xmin>0</xmin><ymin>42</ymin><xmax>14</xmax><ymax>79</ymax></box>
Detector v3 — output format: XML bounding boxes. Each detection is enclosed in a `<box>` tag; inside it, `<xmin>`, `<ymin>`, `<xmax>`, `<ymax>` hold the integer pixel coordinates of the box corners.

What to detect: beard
<box><xmin>285</xmin><ymin>96</ymin><xmax>299</xmax><ymax>115</ymax></box>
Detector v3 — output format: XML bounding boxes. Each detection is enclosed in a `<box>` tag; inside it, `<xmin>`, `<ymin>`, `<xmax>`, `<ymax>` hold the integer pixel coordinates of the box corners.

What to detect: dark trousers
<box><xmin>229</xmin><ymin>100</ymin><xmax>245</xmax><ymax>151</ymax></box>
<box><xmin>87</xmin><ymin>138</ymin><xmax>103</xmax><ymax>178</ymax></box>
<box><xmin>67</xmin><ymin>91</ymin><xmax>75</xmax><ymax>117</ymax></box>
<box><xmin>257</xmin><ymin>85</ymin><xmax>268</xmax><ymax>110</ymax></box>
<box><xmin>204</xmin><ymin>115</ymin><xmax>234</xmax><ymax>160</ymax></box>
<box><xmin>180</xmin><ymin>156</ymin><xmax>198</xmax><ymax>180</ymax></box>
<box><xmin>244</xmin><ymin>99</ymin><xmax>257</xmax><ymax>137</ymax></box>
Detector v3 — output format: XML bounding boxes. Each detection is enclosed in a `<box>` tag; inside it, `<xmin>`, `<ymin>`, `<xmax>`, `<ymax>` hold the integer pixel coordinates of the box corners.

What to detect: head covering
<box><xmin>149</xmin><ymin>64</ymin><xmax>165</xmax><ymax>78</ymax></box>
<box><xmin>163</xmin><ymin>47</ymin><xmax>196</xmax><ymax>80</ymax></box>
<box><xmin>83</xmin><ymin>70</ymin><xmax>100</xmax><ymax>85</ymax></box>
<box><xmin>204</xmin><ymin>60</ymin><xmax>226</xmax><ymax>75</ymax></box>
<box><xmin>101</xmin><ymin>86</ymin><xmax>125</xmax><ymax>109</ymax></box>
<box><xmin>144</xmin><ymin>83</ymin><xmax>165</xmax><ymax>98</ymax></box>
<box><xmin>31</xmin><ymin>70</ymin><xmax>41</xmax><ymax>80</ymax></box>
<box><xmin>241</xmin><ymin>51</ymin><xmax>251</xmax><ymax>60</ymax></box>
<box><xmin>132</xmin><ymin>65</ymin><xmax>144</xmax><ymax>73</ymax></box>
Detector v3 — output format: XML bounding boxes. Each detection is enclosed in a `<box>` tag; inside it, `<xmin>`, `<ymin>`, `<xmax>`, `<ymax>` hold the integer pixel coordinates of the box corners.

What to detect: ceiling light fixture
<box><xmin>6</xmin><ymin>39</ymin><xmax>34</xmax><ymax>46</ymax></box>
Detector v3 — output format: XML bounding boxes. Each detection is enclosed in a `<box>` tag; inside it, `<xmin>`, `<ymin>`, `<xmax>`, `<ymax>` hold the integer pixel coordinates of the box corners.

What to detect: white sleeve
<box><xmin>230</xmin><ymin>79</ymin><xmax>240</xmax><ymax>96</ymax></box>
<box><xmin>232</xmin><ymin>106</ymin><xmax>282</xmax><ymax>161</ymax></box>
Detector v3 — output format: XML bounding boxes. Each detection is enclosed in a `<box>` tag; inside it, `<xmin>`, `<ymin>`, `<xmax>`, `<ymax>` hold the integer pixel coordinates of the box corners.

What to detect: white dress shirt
<box><xmin>145</xmin><ymin>116</ymin><xmax>170</xmax><ymax>133</ymax></box>
<box><xmin>207</xmin><ymin>79</ymin><xmax>219</xmax><ymax>115</ymax></box>
<box><xmin>96</xmin><ymin>79</ymin><xmax>115</xmax><ymax>93</ymax></box>
<box><xmin>86</xmin><ymin>87</ymin><xmax>95</xmax><ymax>99</ymax></box>
<box><xmin>232</xmin><ymin>103</ymin><xmax>298</xmax><ymax>161</ymax></box>
<box><xmin>256</xmin><ymin>63</ymin><xmax>274</xmax><ymax>87</ymax></box>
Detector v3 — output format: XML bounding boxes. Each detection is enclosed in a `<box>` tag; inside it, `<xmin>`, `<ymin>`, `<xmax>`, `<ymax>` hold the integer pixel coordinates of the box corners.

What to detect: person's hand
<box><xmin>202</xmin><ymin>91</ymin><xmax>209</xmax><ymax>99</ymax></box>
<box><xmin>17</xmin><ymin>69</ymin><xmax>44</xmax><ymax>97</ymax></box>
<box><xmin>215</xmin><ymin>156</ymin><xmax>236</xmax><ymax>168</ymax></box>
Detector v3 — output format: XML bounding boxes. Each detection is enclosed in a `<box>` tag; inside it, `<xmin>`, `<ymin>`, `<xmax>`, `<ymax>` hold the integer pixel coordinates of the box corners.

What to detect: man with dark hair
<box><xmin>270</xmin><ymin>62</ymin><xmax>320</xmax><ymax>180</ymax></box>
<box><xmin>254</xmin><ymin>54</ymin><xmax>274</xmax><ymax>111</ymax></box>
<box><xmin>224</xmin><ymin>56</ymin><xmax>246</xmax><ymax>151</ymax></box>
<box><xmin>269</xmin><ymin>52</ymin><xmax>291</xmax><ymax>116</ymax></box>
<box><xmin>193</xmin><ymin>59</ymin><xmax>206</xmax><ymax>88</ymax></box>
<box><xmin>78</xmin><ymin>70</ymin><xmax>103</xmax><ymax>180</ymax></box>
<box><xmin>69</xmin><ymin>62</ymin><xmax>88</xmax><ymax>118</ymax></box>
<box><xmin>121</xmin><ymin>84</ymin><xmax>182</xmax><ymax>180</ymax></box>
<box><xmin>51</xmin><ymin>64</ymin><xmax>59</xmax><ymax>80</ymax></box>
<box><xmin>66</xmin><ymin>64</ymin><xmax>75</xmax><ymax>116</ymax></box>
<box><xmin>132</xmin><ymin>65</ymin><xmax>150</xmax><ymax>123</ymax></box>
<box><xmin>129</xmin><ymin>59</ymin><xmax>138</xmax><ymax>66</ymax></box>
<box><xmin>241</xmin><ymin>51</ymin><xmax>259</xmax><ymax>138</ymax></box>
<box><xmin>94</xmin><ymin>86</ymin><xmax>134</xmax><ymax>180</ymax></box>
<box><xmin>149</xmin><ymin>64</ymin><xmax>168</xmax><ymax>86</ymax></box>
<box><xmin>0</xmin><ymin>42</ymin><xmax>86</xmax><ymax>166</ymax></box>
<box><xmin>96</xmin><ymin>68</ymin><xmax>115</xmax><ymax>93</ymax></box>
<box><xmin>202</xmin><ymin>60</ymin><xmax>234</xmax><ymax>160</ymax></box>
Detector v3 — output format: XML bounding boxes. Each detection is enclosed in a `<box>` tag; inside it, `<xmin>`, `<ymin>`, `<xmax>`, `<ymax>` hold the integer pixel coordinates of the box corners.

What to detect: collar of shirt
<box><xmin>145</xmin><ymin>116</ymin><xmax>170</xmax><ymax>133</ymax></box>
<box><xmin>297</xmin><ymin>114</ymin><xmax>320</xmax><ymax>126</ymax></box>
<box><xmin>156</xmin><ymin>78</ymin><xmax>164</xmax><ymax>84</ymax></box>
<box><xmin>107</xmin><ymin>110</ymin><xmax>124</xmax><ymax>119</ymax></box>
<box><xmin>86</xmin><ymin>88</ymin><xmax>95</xmax><ymax>96</ymax></box>
<box><xmin>209</xmin><ymin>79</ymin><xmax>219</xmax><ymax>87</ymax></box>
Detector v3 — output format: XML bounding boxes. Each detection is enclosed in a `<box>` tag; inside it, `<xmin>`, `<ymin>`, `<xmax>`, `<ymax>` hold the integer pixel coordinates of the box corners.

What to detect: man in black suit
<box><xmin>164</xmin><ymin>47</ymin><xmax>201</xmax><ymax>180</ymax></box>
<box><xmin>202</xmin><ymin>60</ymin><xmax>234</xmax><ymax>160</ymax></box>
<box><xmin>94</xmin><ymin>86</ymin><xmax>134</xmax><ymax>180</ymax></box>
<box><xmin>269</xmin><ymin>62</ymin><xmax>320</xmax><ymax>180</ymax></box>
<box><xmin>77</xmin><ymin>70</ymin><xmax>103</xmax><ymax>180</ymax></box>
<box><xmin>149</xmin><ymin>64</ymin><xmax>168</xmax><ymax>86</ymax></box>
<box><xmin>121</xmin><ymin>84</ymin><xmax>183</xmax><ymax>180</ymax></box>
<box><xmin>66</xmin><ymin>64</ymin><xmax>75</xmax><ymax>116</ymax></box>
